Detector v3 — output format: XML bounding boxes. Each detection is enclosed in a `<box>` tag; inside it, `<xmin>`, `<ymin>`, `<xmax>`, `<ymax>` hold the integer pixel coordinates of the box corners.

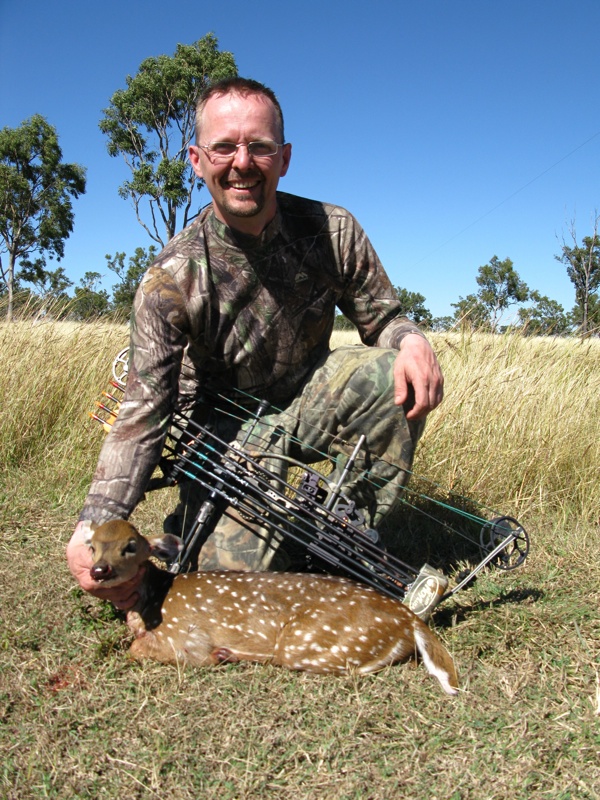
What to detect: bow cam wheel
<box><xmin>112</xmin><ymin>347</ymin><xmax>130</xmax><ymax>387</ymax></box>
<box><xmin>479</xmin><ymin>516</ymin><xmax>530</xmax><ymax>571</ymax></box>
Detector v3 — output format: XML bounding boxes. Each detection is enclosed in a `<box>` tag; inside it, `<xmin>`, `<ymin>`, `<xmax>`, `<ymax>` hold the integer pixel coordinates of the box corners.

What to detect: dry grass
<box><xmin>421</xmin><ymin>332</ymin><xmax>600</xmax><ymax>522</ymax></box>
<box><xmin>1</xmin><ymin>320</ymin><xmax>599</xmax><ymax>800</ymax></box>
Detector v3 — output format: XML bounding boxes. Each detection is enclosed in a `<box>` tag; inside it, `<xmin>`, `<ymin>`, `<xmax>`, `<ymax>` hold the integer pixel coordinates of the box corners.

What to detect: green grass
<box><xmin>1</xmin><ymin>321</ymin><xmax>599</xmax><ymax>799</ymax></box>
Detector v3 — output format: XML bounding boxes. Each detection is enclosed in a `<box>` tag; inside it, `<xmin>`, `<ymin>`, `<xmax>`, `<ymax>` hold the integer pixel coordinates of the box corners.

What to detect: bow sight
<box><xmin>90</xmin><ymin>348</ymin><xmax>530</xmax><ymax>610</ymax></box>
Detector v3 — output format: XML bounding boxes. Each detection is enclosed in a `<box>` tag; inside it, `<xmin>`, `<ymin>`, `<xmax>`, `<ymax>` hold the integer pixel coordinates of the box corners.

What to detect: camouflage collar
<box><xmin>209</xmin><ymin>207</ymin><xmax>283</xmax><ymax>250</ymax></box>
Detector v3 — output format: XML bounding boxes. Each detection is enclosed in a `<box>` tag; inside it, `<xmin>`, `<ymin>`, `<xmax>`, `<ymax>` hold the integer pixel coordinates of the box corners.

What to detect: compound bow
<box><xmin>90</xmin><ymin>347</ymin><xmax>530</xmax><ymax>606</ymax></box>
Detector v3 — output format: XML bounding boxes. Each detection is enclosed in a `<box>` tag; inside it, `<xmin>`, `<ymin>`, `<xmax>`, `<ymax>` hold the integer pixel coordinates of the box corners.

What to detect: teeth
<box><xmin>230</xmin><ymin>182</ymin><xmax>257</xmax><ymax>189</ymax></box>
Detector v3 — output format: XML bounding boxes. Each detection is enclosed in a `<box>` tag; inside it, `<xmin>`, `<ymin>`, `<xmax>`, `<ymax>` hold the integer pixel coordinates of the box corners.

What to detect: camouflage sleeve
<box><xmin>374</xmin><ymin>317</ymin><xmax>427</xmax><ymax>351</ymax></box>
<box><xmin>332</xmin><ymin>209</ymin><xmax>426</xmax><ymax>349</ymax></box>
<box><xmin>80</xmin><ymin>266</ymin><xmax>189</xmax><ymax>524</ymax></box>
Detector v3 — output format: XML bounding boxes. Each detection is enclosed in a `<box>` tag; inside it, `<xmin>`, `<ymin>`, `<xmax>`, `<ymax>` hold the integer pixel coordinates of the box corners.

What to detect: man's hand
<box><xmin>393</xmin><ymin>334</ymin><xmax>444</xmax><ymax>420</ymax></box>
<box><xmin>66</xmin><ymin>520</ymin><xmax>144</xmax><ymax>610</ymax></box>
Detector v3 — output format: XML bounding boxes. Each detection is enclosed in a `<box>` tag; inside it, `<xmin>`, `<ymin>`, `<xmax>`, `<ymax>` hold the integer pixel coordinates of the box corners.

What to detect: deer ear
<box><xmin>147</xmin><ymin>534</ymin><xmax>183</xmax><ymax>563</ymax></box>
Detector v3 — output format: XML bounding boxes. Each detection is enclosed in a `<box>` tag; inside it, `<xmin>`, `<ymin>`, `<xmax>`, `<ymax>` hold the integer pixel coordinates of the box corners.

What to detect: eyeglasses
<box><xmin>199</xmin><ymin>140</ymin><xmax>283</xmax><ymax>160</ymax></box>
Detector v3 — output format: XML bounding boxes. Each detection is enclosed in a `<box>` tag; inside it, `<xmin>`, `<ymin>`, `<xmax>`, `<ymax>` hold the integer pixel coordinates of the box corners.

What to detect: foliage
<box><xmin>18</xmin><ymin>260</ymin><xmax>73</xmax><ymax>300</ymax></box>
<box><xmin>555</xmin><ymin>218</ymin><xmax>600</xmax><ymax>335</ymax></box>
<box><xmin>99</xmin><ymin>34</ymin><xmax>237</xmax><ymax>247</ymax></box>
<box><xmin>0</xmin><ymin>114</ymin><xmax>86</xmax><ymax>321</ymax></box>
<box><xmin>335</xmin><ymin>287</ymin><xmax>433</xmax><ymax>331</ymax></box>
<box><xmin>475</xmin><ymin>255</ymin><xmax>529</xmax><ymax>329</ymax></box>
<box><xmin>105</xmin><ymin>245</ymin><xmax>157</xmax><ymax>316</ymax></box>
<box><xmin>431</xmin><ymin>315</ymin><xmax>456</xmax><ymax>331</ymax></box>
<box><xmin>570</xmin><ymin>290</ymin><xmax>600</xmax><ymax>334</ymax></box>
<box><xmin>71</xmin><ymin>272</ymin><xmax>111</xmax><ymax>320</ymax></box>
<box><xmin>451</xmin><ymin>292</ymin><xmax>491</xmax><ymax>330</ymax></box>
<box><xmin>452</xmin><ymin>256</ymin><xmax>529</xmax><ymax>331</ymax></box>
<box><xmin>517</xmin><ymin>290</ymin><xmax>570</xmax><ymax>336</ymax></box>
<box><xmin>333</xmin><ymin>312</ymin><xmax>356</xmax><ymax>330</ymax></box>
<box><xmin>0</xmin><ymin>242</ymin><xmax>157</xmax><ymax>321</ymax></box>
<box><xmin>394</xmin><ymin>286</ymin><xmax>433</xmax><ymax>327</ymax></box>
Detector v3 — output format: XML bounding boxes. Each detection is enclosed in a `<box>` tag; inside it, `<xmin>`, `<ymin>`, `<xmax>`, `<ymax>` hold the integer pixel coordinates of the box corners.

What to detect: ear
<box><xmin>147</xmin><ymin>534</ymin><xmax>183</xmax><ymax>563</ymax></box>
<box><xmin>188</xmin><ymin>145</ymin><xmax>203</xmax><ymax>180</ymax></box>
<box><xmin>279</xmin><ymin>142</ymin><xmax>292</xmax><ymax>178</ymax></box>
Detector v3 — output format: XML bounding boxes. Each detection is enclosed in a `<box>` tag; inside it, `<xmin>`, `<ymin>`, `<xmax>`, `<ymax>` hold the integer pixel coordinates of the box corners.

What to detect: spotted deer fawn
<box><xmin>85</xmin><ymin>520</ymin><xmax>459</xmax><ymax>695</ymax></box>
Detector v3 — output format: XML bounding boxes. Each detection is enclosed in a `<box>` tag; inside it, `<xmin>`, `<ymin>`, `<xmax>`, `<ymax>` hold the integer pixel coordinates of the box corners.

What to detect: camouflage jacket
<box><xmin>81</xmin><ymin>192</ymin><xmax>424</xmax><ymax>523</ymax></box>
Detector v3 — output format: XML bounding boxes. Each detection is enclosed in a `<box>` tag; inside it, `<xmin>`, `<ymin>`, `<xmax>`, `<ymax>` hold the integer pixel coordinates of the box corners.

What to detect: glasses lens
<box><xmin>209</xmin><ymin>142</ymin><xmax>237</xmax><ymax>156</ymax></box>
<box><xmin>248</xmin><ymin>141</ymin><xmax>278</xmax><ymax>157</ymax></box>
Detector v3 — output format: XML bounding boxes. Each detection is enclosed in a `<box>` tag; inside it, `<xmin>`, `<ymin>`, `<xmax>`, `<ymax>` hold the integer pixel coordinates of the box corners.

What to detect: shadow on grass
<box><xmin>381</xmin><ymin>490</ymin><xmax>493</xmax><ymax>573</ymax></box>
<box><xmin>434</xmin><ymin>586</ymin><xmax>545</xmax><ymax>628</ymax></box>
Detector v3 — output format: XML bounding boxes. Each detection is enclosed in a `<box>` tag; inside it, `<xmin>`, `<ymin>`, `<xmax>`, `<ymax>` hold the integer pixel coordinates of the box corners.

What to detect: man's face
<box><xmin>189</xmin><ymin>92</ymin><xmax>292</xmax><ymax>236</ymax></box>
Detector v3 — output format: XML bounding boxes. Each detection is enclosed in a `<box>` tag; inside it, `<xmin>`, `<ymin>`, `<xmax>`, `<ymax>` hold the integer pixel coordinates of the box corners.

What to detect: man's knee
<box><xmin>197</xmin><ymin>510</ymin><xmax>291</xmax><ymax>571</ymax></box>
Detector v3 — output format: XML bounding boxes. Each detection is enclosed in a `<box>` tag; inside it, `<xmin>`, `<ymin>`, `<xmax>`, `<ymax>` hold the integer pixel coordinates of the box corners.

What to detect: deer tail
<box><xmin>413</xmin><ymin>624</ymin><xmax>459</xmax><ymax>696</ymax></box>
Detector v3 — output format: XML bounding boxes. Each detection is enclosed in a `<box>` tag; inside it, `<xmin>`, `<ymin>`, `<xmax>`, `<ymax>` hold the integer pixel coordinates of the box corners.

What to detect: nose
<box><xmin>90</xmin><ymin>563</ymin><xmax>115</xmax><ymax>582</ymax></box>
<box><xmin>231</xmin><ymin>143</ymin><xmax>252</xmax><ymax>170</ymax></box>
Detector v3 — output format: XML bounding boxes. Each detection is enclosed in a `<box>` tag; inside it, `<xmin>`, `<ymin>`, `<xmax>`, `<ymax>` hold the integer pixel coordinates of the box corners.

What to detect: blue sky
<box><xmin>2</xmin><ymin>0</ymin><xmax>599</xmax><ymax>318</ymax></box>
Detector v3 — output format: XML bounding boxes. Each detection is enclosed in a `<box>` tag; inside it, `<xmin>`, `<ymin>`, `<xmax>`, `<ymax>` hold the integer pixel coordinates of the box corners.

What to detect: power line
<box><xmin>409</xmin><ymin>128</ymin><xmax>600</xmax><ymax>268</ymax></box>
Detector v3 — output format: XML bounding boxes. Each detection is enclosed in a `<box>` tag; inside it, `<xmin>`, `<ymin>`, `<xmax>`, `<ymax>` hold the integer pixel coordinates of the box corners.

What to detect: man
<box><xmin>67</xmin><ymin>77</ymin><xmax>444</xmax><ymax>611</ymax></box>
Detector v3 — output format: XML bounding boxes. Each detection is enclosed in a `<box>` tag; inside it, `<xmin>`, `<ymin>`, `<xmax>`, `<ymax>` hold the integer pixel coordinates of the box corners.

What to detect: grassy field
<box><xmin>1</xmin><ymin>320</ymin><xmax>599</xmax><ymax>799</ymax></box>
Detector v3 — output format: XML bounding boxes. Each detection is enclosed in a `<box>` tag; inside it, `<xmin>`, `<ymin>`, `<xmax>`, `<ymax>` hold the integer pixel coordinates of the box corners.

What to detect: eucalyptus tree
<box><xmin>517</xmin><ymin>291</ymin><xmax>570</xmax><ymax>336</ymax></box>
<box><xmin>99</xmin><ymin>34</ymin><xmax>237</xmax><ymax>247</ymax></box>
<box><xmin>555</xmin><ymin>217</ymin><xmax>600</xmax><ymax>335</ymax></box>
<box><xmin>451</xmin><ymin>293</ymin><xmax>491</xmax><ymax>330</ymax></box>
<box><xmin>475</xmin><ymin>256</ymin><xmax>529</xmax><ymax>331</ymax></box>
<box><xmin>569</xmin><ymin>290</ymin><xmax>600</xmax><ymax>334</ymax></box>
<box><xmin>451</xmin><ymin>257</ymin><xmax>529</xmax><ymax>332</ymax></box>
<box><xmin>0</xmin><ymin>115</ymin><xmax>86</xmax><ymax>320</ymax></box>
<box><xmin>394</xmin><ymin>287</ymin><xmax>433</xmax><ymax>328</ymax></box>
<box><xmin>105</xmin><ymin>245</ymin><xmax>158</xmax><ymax>316</ymax></box>
<box><xmin>71</xmin><ymin>271</ymin><xmax>110</xmax><ymax>320</ymax></box>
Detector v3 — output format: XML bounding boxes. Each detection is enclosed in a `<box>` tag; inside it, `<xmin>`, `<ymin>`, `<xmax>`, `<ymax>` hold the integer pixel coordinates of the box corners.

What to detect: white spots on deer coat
<box><xmin>90</xmin><ymin>522</ymin><xmax>458</xmax><ymax>694</ymax></box>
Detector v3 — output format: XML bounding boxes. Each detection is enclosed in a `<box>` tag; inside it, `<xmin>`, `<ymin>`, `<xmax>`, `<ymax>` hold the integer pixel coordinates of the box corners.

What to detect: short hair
<box><xmin>195</xmin><ymin>77</ymin><xmax>285</xmax><ymax>143</ymax></box>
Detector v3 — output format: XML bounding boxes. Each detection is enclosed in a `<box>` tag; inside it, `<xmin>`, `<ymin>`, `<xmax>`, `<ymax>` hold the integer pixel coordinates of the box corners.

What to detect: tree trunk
<box><xmin>6</xmin><ymin>252</ymin><xmax>15</xmax><ymax>323</ymax></box>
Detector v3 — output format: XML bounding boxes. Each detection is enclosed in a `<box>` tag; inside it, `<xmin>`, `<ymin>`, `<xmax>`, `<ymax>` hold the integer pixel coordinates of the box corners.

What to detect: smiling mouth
<box><xmin>227</xmin><ymin>180</ymin><xmax>260</xmax><ymax>190</ymax></box>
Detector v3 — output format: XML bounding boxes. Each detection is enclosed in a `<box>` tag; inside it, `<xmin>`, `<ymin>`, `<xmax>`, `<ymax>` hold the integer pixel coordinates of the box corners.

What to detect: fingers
<box><xmin>406</xmin><ymin>376</ymin><xmax>443</xmax><ymax>420</ymax></box>
<box><xmin>405</xmin><ymin>361</ymin><xmax>444</xmax><ymax>420</ymax></box>
<box><xmin>393</xmin><ymin>336</ymin><xmax>444</xmax><ymax>420</ymax></box>
<box><xmin>66</xmin><ymin>521</ymin><xmax>96</xmax><ymax>591</ymax></box>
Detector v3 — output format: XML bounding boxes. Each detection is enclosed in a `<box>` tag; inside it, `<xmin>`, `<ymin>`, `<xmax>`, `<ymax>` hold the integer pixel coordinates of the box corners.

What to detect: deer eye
<box><xmin>122</xmin><ymin>540</ymin><xmax>137</xmax><ymax>556</ymax></box>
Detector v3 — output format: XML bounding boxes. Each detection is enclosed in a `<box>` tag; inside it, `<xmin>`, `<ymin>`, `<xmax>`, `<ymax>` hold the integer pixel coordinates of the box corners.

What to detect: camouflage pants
<box><xmin>164</xmin><ymin>345</ymin><xmax>425</xmax><ymax>570</ymax></box>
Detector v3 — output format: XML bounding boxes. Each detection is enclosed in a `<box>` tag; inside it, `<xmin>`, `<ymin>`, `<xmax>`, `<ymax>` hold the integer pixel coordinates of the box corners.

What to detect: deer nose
<box><xmin>90</xmin><ymin>563</ymin><xmax>115</xmax><ymax>582</ymax></box>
